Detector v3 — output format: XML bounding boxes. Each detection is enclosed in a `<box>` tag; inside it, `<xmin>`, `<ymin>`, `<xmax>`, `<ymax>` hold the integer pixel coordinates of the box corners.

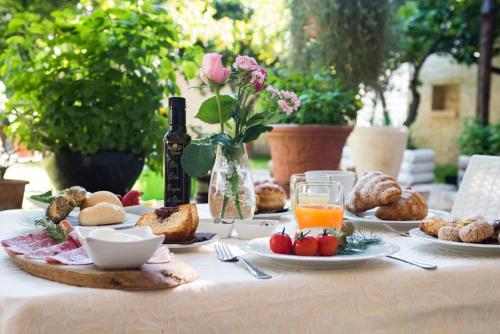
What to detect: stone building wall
<box><xmin>411</xmin><ymin>55</ymin><xmax>500</xmax><ymax>165</ymax></box>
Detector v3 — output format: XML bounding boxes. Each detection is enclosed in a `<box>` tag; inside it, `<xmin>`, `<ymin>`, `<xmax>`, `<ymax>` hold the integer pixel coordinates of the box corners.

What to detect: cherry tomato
<box><xmin>293</xmin><ymin>231</ymin><xmax>318</xmax><ymax>256</ymax></box>
<box><xmin>269</xmin><ymin>228</ymin><xmax>293</xmax><ymax>254</ymax></box>
<box><xmin>316</xmin><ymin>229</ymin><xmax>339</xmax><ymax>256</ymax></box>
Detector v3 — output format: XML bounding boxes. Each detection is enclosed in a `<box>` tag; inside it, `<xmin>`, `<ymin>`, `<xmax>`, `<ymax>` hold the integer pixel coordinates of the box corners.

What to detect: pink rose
<box><xmin>250</xmin><ymin>68</ymin><xmax>267</xmax><ymax>92</ymax></box>
<box><xmin>233</xmin><ymin>55</ymin><xmax>259</xmax><ymax>71</ymax></box>
<box><xmin>199</xmin><ymin>53</ymin><xmax>230</xmax><ymax>85</ymax></box>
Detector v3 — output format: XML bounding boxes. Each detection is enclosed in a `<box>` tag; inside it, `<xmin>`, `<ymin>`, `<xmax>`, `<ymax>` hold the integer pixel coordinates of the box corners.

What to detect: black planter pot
<box><xmin>43</xmin><ymin>150</ymin><xmax>145</xmax><ymax>195</ymax></box>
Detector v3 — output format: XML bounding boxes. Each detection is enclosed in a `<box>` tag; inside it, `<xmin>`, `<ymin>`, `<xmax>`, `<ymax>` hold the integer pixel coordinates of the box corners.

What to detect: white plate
<box><xmin>409</xmin><ymin>228</ymin><xmax>500</xmax><ymax>255</ymax></box>
<box><xmin>197</xmin><ymin>219</ymin><xmax>234</xmax><ymax>238</ymax></box>
<box><xmin>123</xmin><ymin>205</ymin><xmax>153</xmax><ymax>216</ymax></box>
<box><xmin>241</xmin><ymin>237</ymin><xmax>399</xmax><ymax>269</ymax></box>
<box><xmin>345</xmin><ymin>209</ymin><xmax>451</xmax><ymax>229</ymax></box>
<box><xmin>166</xmin><ymin>234</ymin><xmax>219</xmax><ymax>250</ymax></box>
<box><xmin>19</xmin><ymin>209</ymin><xmax>138</xmax><ymax>230</ymax></box>
<box><xmin>254</xmin><ymin>209</ymin><xmax>291</xmax><ymax>219</ymax></box>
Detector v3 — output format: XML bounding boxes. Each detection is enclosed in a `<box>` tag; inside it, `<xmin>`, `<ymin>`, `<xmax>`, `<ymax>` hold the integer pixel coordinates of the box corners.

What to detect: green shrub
<box><xmin>0</xmin><ymin>2</ymin><xmax>180</xmax><ymax>171</ymax></box>
<box><xmin>261</xmin><ymin>68</ymin><xmax>361</xmax><ymax>125</ymax></box>
<box><xmin>458</xmin><ymin>119</ymin><xmax>500</xmax><ymax>156</ymax></box>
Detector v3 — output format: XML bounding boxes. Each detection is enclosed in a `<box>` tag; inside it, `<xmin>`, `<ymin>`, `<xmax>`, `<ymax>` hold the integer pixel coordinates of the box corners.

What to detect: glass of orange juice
<box><xmin>295</xmin><ymin>181</ymin><xmax>344</xmax><ymax>231</ymax></box>
<box><xmin>290</xmin><ymin>173</ymin><xmax>330</xmax><ymax>215</ymax></box>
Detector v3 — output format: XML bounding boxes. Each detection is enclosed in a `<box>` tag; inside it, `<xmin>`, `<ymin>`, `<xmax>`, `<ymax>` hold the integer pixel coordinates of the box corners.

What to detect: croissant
<box><xmin>346</xmin><ymin>171</ymin><xmax>401</xmax><ymax>213</ymax></box>
<box><xmin>376</xmin><ymin>188</ymin><xmax>428</xmax><ymax>221</ymax></box>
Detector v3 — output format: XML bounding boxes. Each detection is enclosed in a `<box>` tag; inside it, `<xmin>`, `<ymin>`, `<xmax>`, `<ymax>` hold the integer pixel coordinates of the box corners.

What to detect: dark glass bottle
<box><xmin>164</xmin><ymin>97</ymin><xmax>191</xmax><ymax>207</ymax></box>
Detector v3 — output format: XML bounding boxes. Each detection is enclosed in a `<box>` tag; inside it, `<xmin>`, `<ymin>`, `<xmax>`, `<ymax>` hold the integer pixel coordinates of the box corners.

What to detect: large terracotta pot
<box><xmin>0</xmin><ymin>179</ymin><xmax>29</xmax><ymax>210</ymax></box>
<box><xmin>266</xmin><ymin>124</ymin><xmax>353</xmax><ymax>192</ymax></box>
<box><xmin>349</xmin><ymin>126</ymin><xmax>408</xmax><ymax>178</ymax></box>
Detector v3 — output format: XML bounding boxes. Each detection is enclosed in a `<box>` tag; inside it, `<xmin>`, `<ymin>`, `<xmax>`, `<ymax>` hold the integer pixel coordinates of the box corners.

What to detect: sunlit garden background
<box><xmin>0</xmin><ymin>0</ymin><xmax>499</xmax><ymax>209</ymax></box>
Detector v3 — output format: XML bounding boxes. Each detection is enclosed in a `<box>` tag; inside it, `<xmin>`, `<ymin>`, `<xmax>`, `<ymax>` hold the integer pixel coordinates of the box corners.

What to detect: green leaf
<box><xmin>241</xmin><ymin>125</ymin><xmax>273</xmax><ymax>143</ymax></box>
<box><xmin>195</xmin><ymin>95</ymin><xmax>234</xmax><ymax>124</ymax></box>
<box><xmin>182</xmin><ymin>61</ymin><xmax>198</xmax><ymax>80</ymax></box>
<box><xmin>180</xmin><ymin>143</ymin><xmax>215</xmax><ymax>177</ymax></box>
<box><xmin>209</xmin><ymin>133</ymin><xmax>234</xmax><ymax>148</ymax></box>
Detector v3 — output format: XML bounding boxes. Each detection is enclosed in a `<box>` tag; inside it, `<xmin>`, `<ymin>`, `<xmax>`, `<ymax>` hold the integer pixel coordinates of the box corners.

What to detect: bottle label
<box><xmin>164</xmin><ymin>142</ymin><xmax>190</xmax><ymax>206</ymax></box>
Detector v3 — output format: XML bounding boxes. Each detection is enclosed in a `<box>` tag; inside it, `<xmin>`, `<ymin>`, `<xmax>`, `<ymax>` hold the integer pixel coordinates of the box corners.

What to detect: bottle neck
<box><xmin>169</xmin><ymin>124</ymin><xmax>187</xmax><ymax>131</ymax></box>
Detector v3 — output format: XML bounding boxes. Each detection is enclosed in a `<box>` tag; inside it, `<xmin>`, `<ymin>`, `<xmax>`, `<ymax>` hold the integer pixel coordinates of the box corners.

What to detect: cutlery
<box><xmin>215</xmin><ymin>242</ymin><xmax>272</xmax><ymax>279</ymax></box>
<box><xmin>382</xmin><ymin>224</ymin><xmax>411</xmax><ymax>237</ymax></box>
<box><xmin>387</xmin><ymin>255</ymin><xmax>437</xmax><ymax>270</ymax></box>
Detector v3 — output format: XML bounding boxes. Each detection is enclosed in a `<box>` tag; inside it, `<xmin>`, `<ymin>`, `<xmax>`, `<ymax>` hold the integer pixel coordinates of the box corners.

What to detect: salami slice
<box><xmin>1</xmin><ymin>231</ymin><xmax>49</xmax><ymax>248</ymax></box>
<box><xmin>26</xmin><ymin>240</ymin><xmax>79</xmax><ymax>260</ymax></box>
<box><xmin>7</xmin><ymin>237</ymin><xmax>58</xmax><ymax>255</ymax></box>
<box><xmin>65</xmin><ymin>230</ymin><xmax>82</xmax><ymax>247</ymax></box>
<box><xmin>45</xmin><ymin>246</ymin><xmax>92</xmax><ymax>265</ymax></box>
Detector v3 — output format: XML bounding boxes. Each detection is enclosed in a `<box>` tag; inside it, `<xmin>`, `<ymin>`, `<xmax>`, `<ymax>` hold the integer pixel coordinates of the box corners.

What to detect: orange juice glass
<box><xmin>296</xmin><ymin>204</ymin><xmax>344</xmax><ymax>230</ymax></box>
<box><xmin>295</xmin><ymin>181</ymin><xmax>344</xmax><ymax>231</ymax></box>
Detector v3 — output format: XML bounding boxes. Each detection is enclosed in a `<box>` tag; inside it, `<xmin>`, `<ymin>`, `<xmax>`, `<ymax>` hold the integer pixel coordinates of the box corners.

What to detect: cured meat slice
<box><xmin>45</xmin><ymin>246</ymin><xmax>92</xmax><ymax>265</ymax></box>
<box><xmin>66</xmin><ymin>230</ymin><xmax>81</xmax><ymax>247</ymax></box>
<box><xmin>1</xmin><ymin>231</ymin><xmax>49</xmax><ymax>248</ymax></box>
<box><xmin>26</xmin><ymin>240</ymin><xmax>78</xmax><ymax>260</ymax></box>
<box><xmin>7</xmin><ymin>237</ymin><xmax>57</xmax><ymax>255</ymax></box>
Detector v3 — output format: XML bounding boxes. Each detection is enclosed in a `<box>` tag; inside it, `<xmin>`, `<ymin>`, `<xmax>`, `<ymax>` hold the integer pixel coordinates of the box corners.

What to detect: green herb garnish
<box><xmin>35</xmin><ymin>218</ymin><xmax>67</xmax><ymax>243</ymax></box>
<box><xmin>338</xmin><ymin>231</ymin><xmax>383</xmax><ymax>255</ymax></box>
<box><xmin>30</xmin><ymin>190</ymin><xmax>55</xmax><ymax>203</ymax></box>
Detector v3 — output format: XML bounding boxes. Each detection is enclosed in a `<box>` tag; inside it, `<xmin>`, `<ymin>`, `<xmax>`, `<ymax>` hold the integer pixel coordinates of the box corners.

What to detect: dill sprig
<box><xmin>338</xmin><ymin>231</ymin><xmax>383</xmax><ymax>255</ymax></box>
<box><xmin>34</xmin><ymin>218</ymin><xmax>67</xmax><ymax>243</ymax></box>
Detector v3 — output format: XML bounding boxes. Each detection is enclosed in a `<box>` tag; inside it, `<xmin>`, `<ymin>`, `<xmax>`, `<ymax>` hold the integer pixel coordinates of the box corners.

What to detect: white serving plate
<box><xmin>19</xmin><ymin>209</ymin><xmax>138</xmax><ymax>230</ymax></box>
<box><xmin>254</xmin><ymin>209</ymin><xmax>291</xmax><ymax>220</ymax></box>
<box><xmin>345</xmin><ymin>209</ymin><xmax>451</xmax><ymax>229</ymax></box>
<box><xmin>27</xmin><ymin>197</ymin><xmax>150</xmax><ymax>216</ymax></box>
<box><xmin>241</xmin><ymin>237</ymin><xmax>399</xmax><ymax>269</ymax></box>
<box><xmin>77</xmin><ymin>226</ymin><xmax>164</xmax><ymax>269</ymax></box>
<box><xmin>409</xmin><ymin>228</ymin><xmax>500</xmax><ymax>255</ymax></box>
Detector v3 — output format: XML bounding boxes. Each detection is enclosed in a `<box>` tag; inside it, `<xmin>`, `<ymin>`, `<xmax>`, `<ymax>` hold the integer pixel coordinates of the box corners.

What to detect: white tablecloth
<box><xmin>1</xmin><ymin>206</ymin><xmax>499</xmax><ymax>334</ymax></box>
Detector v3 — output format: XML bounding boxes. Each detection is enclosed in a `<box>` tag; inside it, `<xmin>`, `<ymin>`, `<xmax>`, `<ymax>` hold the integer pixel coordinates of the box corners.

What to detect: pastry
<box><xmin>459</xmin><ymin>220</ymin><xmax>494</xmax><ymax>243</ymax></box>
<box><xmin>46</xmin><ymin>196</ymin><xmax>76</xmax><ymax>223</ymax></box>
<box><xmin>79</xmin><ymin>202</ymin><xmax>126</xmax><ymax>226</ymax></box>
<box><xmin>135</xmin><ymin>204</ymin><xmax>199</xmax><ymax>242</ymax></box>
<box><xmin>255</xmin><ymin>182</ymin><xmax>286</xmax><ymax>212</ymax></box>
<box><xmin>64</xmin><ymin>186</ymin><xmax>87</xmax><ymax>207</ymax></box>
<box><xmin>81</xmin><ymin>191</ymin><xmax>123</xmax><ymax>209</ymax></box>
<box><xmin>375</xmin><ymin>188</ymin><xmax>428</xmax><ymax>221</ymax></box>
<box><xmin>346</xmin><ymin>171</ymin><xmax>401</xmax><ymax>213</ymax></box>
<box><xmin>438</xmin><ymin>226</ymin><xmax>461</xmax><ymax>242</ymax></box>
<box><xmin>420</xmin><ymin>217</ymin><xmax>450</xmax><ymax>237</ymax></box>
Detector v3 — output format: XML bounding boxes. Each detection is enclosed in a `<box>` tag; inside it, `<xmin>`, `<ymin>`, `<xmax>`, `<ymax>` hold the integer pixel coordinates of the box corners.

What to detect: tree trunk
<box><xmin>404</xmin><ymin>65</ymin><xmax>422</xmax><ymax>127</ymax></box>
<box><xmin>476</xmin><ymin>0</ymin><xmax>497</xmax><ymax>126</ymax></box>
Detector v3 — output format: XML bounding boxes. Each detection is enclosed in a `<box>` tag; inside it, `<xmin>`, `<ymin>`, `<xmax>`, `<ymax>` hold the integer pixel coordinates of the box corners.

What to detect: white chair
<box><xmin>451</xmin><ymin>155</ymin><xmax>500</xmax><ymax>222</ymax></box>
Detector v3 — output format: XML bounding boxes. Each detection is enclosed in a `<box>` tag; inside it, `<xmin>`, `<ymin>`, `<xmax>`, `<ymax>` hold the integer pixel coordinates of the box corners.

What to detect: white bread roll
<box><xmin>81</xmin><ymin>191</ymin><xmax>123</xmax><ymax>209</ymax></box>
<box><xmin>79</xmin><ymin>202</ymin><xmax>126</xmax><ymax>226</ymax></box>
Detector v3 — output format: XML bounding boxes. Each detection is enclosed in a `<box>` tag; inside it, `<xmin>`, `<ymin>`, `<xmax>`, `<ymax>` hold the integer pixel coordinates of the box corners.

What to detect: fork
<box><xmin>215</xmin><ymin>243</ymin><xmax>272</xmax><ymax>279</ymax></box>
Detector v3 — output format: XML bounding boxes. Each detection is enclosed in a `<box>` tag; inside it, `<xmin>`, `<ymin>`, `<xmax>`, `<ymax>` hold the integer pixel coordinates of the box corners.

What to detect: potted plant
<box><xmin>457</xmin><ymin>119</ymin><xmax>500</xmax><ymax>183</ymax></box>
<box><xmin>0</xmin><ymin>2</ymin><xmax>178</xmax><ymax>194</ymax></box>
<box><xmin>263</xmin><ymin>69</ymin><xmax>361</xmax><ymax>191</ymax></box>
<box><xmin>180</xmin><ymin>54</ymin><xmax>299</xmax><ymax>219</ymax></box>
<box><xmin>0</xmin><ymin>126</ymin><xmax>28</xmax><ymax>210</ymax></box>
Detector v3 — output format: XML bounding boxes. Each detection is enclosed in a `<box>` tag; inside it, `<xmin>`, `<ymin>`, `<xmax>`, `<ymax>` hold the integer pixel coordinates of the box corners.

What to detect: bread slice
<box><xmin>135</xmin><ymin>204</ymin><xmax>199</xmax><ymax>242</ymax></box>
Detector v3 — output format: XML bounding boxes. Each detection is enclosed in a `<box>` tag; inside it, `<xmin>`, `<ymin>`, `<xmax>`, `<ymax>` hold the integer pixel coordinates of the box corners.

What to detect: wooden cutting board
<box><xmin>9</xmin><ymin>253</ymin><xmax>197</xmax><ymax>290</ymax></box>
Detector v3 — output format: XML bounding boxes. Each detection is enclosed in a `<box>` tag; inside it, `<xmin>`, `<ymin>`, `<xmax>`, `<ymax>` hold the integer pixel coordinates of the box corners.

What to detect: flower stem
<box><xmin>214</xmin><ymin>86</ymin><xmax>224</xmax><ymax>133</ymax></box>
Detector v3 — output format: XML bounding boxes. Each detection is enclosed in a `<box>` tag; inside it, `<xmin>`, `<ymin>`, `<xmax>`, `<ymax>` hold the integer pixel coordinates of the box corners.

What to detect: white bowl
<box><xmin>197</xmin><ymin>218</ymin><xmax>233</xmax><ymax>238</ymax></box>
<box><xmin>76</xmin><ymin>226</ymin><xmax>164</xmax><ymax>270</ymax></box>
<box><xmin>233</xmin><ymin>220</ymin><xmax>278</xmax><ymax>240</ymax></box>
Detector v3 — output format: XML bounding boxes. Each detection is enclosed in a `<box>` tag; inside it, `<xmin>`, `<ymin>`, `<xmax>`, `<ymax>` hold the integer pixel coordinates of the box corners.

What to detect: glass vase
<box><xmin>208</xmin><ymin>144</ymin><xmax>256</xmax><ymax>220</ymax></box>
